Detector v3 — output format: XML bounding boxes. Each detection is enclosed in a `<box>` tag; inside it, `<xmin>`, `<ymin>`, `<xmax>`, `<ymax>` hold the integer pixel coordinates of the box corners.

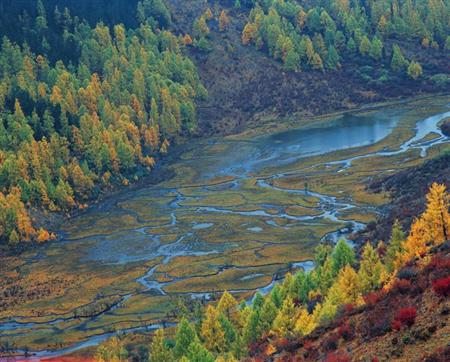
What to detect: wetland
<box><xmin>1</xmin><ymin>95</ymin><xmax>449</xmax><ymax>359</ymax></box>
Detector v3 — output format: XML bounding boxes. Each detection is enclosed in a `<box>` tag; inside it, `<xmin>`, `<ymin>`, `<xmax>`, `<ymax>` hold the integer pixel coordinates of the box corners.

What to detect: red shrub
<box><xmin>338</xmin><ymin>322</ymin><xmax>354</xmax><ymax>341</ymax></box>
<box><xmin>323</xmin><ymin>351</ymin><xmax>351</xmax><ymax>362</ymax></box>
<box><xmin>363</xmin><ymin>290</ymin><xmax>385</xmax><ymax>306</ymax></box>
<box><xmin>425</xmin><ymin>255</ymin><xmax>450</xmax><ymax>272</ymax></box>
<box><xmin>323</xmin><ymin>333</ymin><xmax>339</xmax><ymax>351</ymax></box>
<box><xmin>372</xmin><ymin>358</ymin><xmax>380</xmax><ymax>362</ymax></box>
<box><xmin>343</xmin><ymin>303</ymin><xmax>355</xmax><ymax>314</ymax></box>
<box><xmin>432</xmin><ymin>276</ymin><xmax>450</xmax><ymax>297</ymax></box>
<box><xmin>392</xmin><ymin>319</ymin><xmax>402</xmax><ymax>331</ymax></box>
<box><xmin>393</xmin><ymin>307</ymin><xmax>417</xmax><ymax>329</ymax></box>
<box><xmin>275</xmin><ymin>337</ymin><xmax>290</xmax><ymax>349</ymax></box>
<box><xmin>394</xmin><ymin>279</ymin><xmax>412</xmax><ymax>294</ymax></box>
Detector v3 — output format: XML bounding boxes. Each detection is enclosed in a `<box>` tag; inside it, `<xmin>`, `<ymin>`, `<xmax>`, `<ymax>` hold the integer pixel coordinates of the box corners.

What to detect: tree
<box><xmin>200</xmin><ymin>305</ymin><xmax>226</xmax><ymax>352</ymax></box>
<box><xmin>331</xmin><ymin>239</ymin><xmax>355</xmax><ymax>275</ymax></box>
<box><xmin>242</xmin><ymin>23</ymin><xmax>257</xmax><ymax>45</ymax></box>
<box><xmin>219</xmin><ymin>10</ymin><xmax>230</xmax><ymax>32</ymax></box>
<box><xmin>294</xmin><ymin>308</ymin><xmax>316</xmax><ymax>336</ymax></box>
<box><xmin>391</xmin><ymin>44</ymin><xmax>408</xmax><ymax>72</ymax></box>
<box><xmin>273</xmin><ymin>296</ymin><xmax>296</xmax><ymax>337</ymax></box>
<box><xmin>359</xmin><ymin>36</ymin><xmax>371</xmax><ymax>56</ymax></box>
<box><xmin>385</xmin><ymin>220</ymin><xmax>405</xmax><ymax>273</ymax></box>
<box><xmin>186</xmin><ymin>339</ymin><xmax>215</xmax><ymax>362</ymax></box>
<box><xmin>284</xmin><ymin>49</ymin><xmax>300</xmax><ymax>71</ymax></box>
<box><xmin>95</xmin><ymin>337</ymin><xmax>128</xmax><ymax>362</ymax></box>
<box><xmin>407</xmin><ymin>61</ymin><xmax>422</xmax><ymax>80</ymax></box>
<box><xmin>370</xmin><ymin>37</ymin><xmax>383</xmax><ymax>61</ymax></box>
<box><xmin>193</xmin><ymin>16</ymin><xmax>210</xmax><ymax>39</ymax></box>
<box><xmin>326</xmin><ymin>45</ymin><xmax>340</xmax><ymax>70</ymax></box>
<box><xmin>258</xmin><ymin>298</ymin><xmax>277</xmax><ymax>335</ymax></box>
<box><xmin>149</xmin><ymin>329</ymin><xmax>175</xmax><ymax>362</ymax></box>
<box><xmin>358</xmin><ymin>243</ymin><xmax>384</xmax><ymax>294</ymax></box>
<box><xmin>421</xmin><ymin>183</ymin><xmax>450</xmax><ymax>244</ymax></box>
<box><xmin>217</xmin><ymin>291</ymin><xmax>238</xmax><ymax>321</ymax></box>
<box><xmin>174</xmin><ymin>318</ymin><xmax>196</xmax><ymax>358</ymax></box>
<box><xmin>311</xmin><ymin>53</ymin><xmax>324</xmax><ymax>71</ymax></box>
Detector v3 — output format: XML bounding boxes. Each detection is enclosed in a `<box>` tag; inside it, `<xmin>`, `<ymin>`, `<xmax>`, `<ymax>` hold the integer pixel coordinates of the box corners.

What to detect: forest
<box><xmin>241</xmin><ymin>0</ymin><xmax>449</xmax><ymax>76</ymax></box>
<box><xmin>0</xmin><ymin>0</ymin><xmax>205</xmax><ymax>245</ymax></box>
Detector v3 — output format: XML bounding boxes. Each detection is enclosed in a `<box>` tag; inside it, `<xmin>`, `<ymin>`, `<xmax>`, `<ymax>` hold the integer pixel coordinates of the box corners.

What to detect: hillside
<box><xmin>247</xmin><ymin>243</ymin><xmax>450</xmax><ymax>361</ymax></box>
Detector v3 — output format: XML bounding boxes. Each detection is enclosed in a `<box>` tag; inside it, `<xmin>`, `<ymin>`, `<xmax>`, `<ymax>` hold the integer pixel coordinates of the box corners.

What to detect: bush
<box><xmin>393</xmin><ymin>279</ymin><xmax>412</xmax><ymax>294</ymax></box>
<box><xmin>393</xmin><ymin>307</ymin><xmax>417</xmax><ymax>329</ymax></box>
<box><xmin>426</xmin><ymin>256</ymin><xmax>450</xmax><ymax>272</ymax></box>
<box><xmin>363</xmin><ymin>290</ymin><xmax>385</xmax><ymax>306</ymax></box>
<box><xmin>432</xmin><ymin>276</ymin><xmax>450</xmax><ymax>297</ymax></box>
<box><xmin>397</xmin><ymin>267</ymin><xmax>418</xmax><ymax>280</ymax></box>
<box><xmin>323</xmin><ymin>351</ymin><xmax>351</xmax><ymax>362</ymax></box>
<box><xmin>323</xmin><ymin>334</ymin><xmax>339</xmax><ymax>351</ymax></box>
<box><xmin>338</xmin><ymin>322</ymin><xmax>354</xmax><ymax>341</ymax></box>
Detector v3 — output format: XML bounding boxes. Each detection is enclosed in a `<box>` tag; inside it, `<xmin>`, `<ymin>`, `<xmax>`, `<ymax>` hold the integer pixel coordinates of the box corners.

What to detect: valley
<box><xmin>1</xmin><ymin>95</ymin><xmax>449</xmax><ymax>359</ymax></box>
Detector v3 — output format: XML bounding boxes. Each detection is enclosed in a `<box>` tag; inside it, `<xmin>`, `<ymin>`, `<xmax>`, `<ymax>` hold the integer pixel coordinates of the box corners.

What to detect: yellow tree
<box><xmin>200</xmin><ymin>305</ymin><xmax>226</xmax><ymax>353</ymax></box>
<box><xmin>421</xmin><ymin>183</ymin><xmax>450</xmax><ymax>244</ymax></box>
<box><xmin>327</xmin><ymin>265</ymin><xmax>362</xmax><ymax>306</ymax></box>
<box><xmin>217</xmin><ymin>291</ymin><xmax>238</xmax><ymax>321</ymax></box>
<box><xmin>294</xmin><ymin>308</ymin><xmax>316</xmax><ymax>336</ymax></box>
<box><xmin>272</xmin><ymin>296</ymin><xmax>296</xmax><ymax>337</ymax></box>
<box><xmin>242</xmin><ymin>23</ymin><xmax>257</xmax><ymax>45</ymax></box>
<box><xmin>358</xmin><ymin>243</ymin><xmax>384</xmax><ymax>294</ymax></box>
<box><xmin>219</xmin><ymin>10</ymin><xmax>230</xmax><ymax>32</ymax></box>
<box><xmin>149</xmin><ymin>329</ymin><xmax>175</xmax><ymax>362</ymax></box>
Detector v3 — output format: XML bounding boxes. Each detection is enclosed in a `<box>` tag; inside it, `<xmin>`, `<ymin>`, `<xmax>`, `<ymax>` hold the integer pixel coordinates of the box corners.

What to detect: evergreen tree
<box><xmin>174</xmin><ymin>318</ymin><xmax>197</xmax><ymax>358</ymax></box>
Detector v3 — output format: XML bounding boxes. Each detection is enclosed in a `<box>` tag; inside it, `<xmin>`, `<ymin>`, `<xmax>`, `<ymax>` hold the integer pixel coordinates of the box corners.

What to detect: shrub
<box><xmin>338</xmin><ymin>322</ymin><xmax>354</xmax><ymax>341</ymax></box>
<box><xmin>363</xmin><ymin>290</ymin><xmax>385</xmax><ymax>306</ymax></box>
<box><xmin>343</xmin><ymin>303</ymin><xmax>355</xmax><ymax>314</ymax></box>
<box><xmin>393</xmin><ymin>307</ymin><xmax>417</xmax><ymax>329</ymax></box>
<box><xmin>360</xmin><ymin>307</ymin><xmax>392</xmax><ymax>337</ymax></box>
<box><xmin>392</xmin><ymin>319</ymin><xmax>402</xmax><ymax>331</ymax></box>
<box><xmin>323</xmin><ymin>351</ymin><xmax>351</xmax><ymax>362</ymax></box>
<box><xmin>425</xmin><ymin>256</ymin><xmax>450</xmax><ymax>272</ymax></box>
<box><xmin>323</xmin><ymin>334</ymin><xmax>339</xmax><ymax>351</ymax></box>
<box><xmin>432</xmin><ymin>276</ymin><xmax>450</xmax><ymax>297</ymax></box>
<box><xmin>397</xmin><ymin>267</ymin><xmax>418</xmax><ymax>280</ymax></box>
<box><xmin>393</xmin><ymin>279</ymin><xmax>412</xmax><ymax>294</ymax></box>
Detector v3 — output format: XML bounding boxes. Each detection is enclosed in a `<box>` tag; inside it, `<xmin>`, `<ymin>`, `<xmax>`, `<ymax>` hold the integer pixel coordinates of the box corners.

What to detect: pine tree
<box><xmin>219</xmin><ymin>10</ymin><xmax>230</xmax><ymax>32</ymax></box>
<box><xmin>200</xmin><ymin>305</ymin><xmax>226</xmax><ymax>352</ymax></box>
<box><xmin>407</xmin><ymin>61</ymin><xmax>422</xmax><ymax>80</ymax></box>
<box><xmin>370</xmin><ymin>37</ymin><xmax>383</xmax><ymax>61</ymax></box>
<box><xmin>359</xmin><ymin>36</ymin><xmax>371</xmax><ymax>56</ymax></box>
<box><xmin>217</xmin><ymin>291</ymin><xmax>238</xmax><ymax>321</ymax></box>
<box><xmin>174</xmin><ymin>318</ymin><xmax>196</xmax><ymax>358</ymax></box>
<box><xmin>385</xmin><ymin>220</ymin><xmax>405</xmax><ymax>273</ymax></box>
<box><xmin>358</xmin><ymin>243</ymin><xmax>384</xmax><ymax>294</ymax></box>
<box><xmin>149</xmin><ymin>329</ymin><xmax>175</xmax><ymax>362</ymax></box>
<box><xmin>391</xmin><ymin>44</ymin><xmax>408</xmax><ymax>72</ymax></box>
<box><xmin>273</xmin><ymin>296</ymin><xmax>296</xmax><ymax>337</ymax></box>
<box><xmin>186</xmin><ymin>339</ymin><xmax>215</xmax><ymax>362</ymax></box>
<box><xmin>331</xmin><ymin>239</ymin><xmax>355</xmax><ymax>275</ymax></box>
<box><xmin>421</xmin><ymin>183</ymin><xmax>450</xmax><ymax>244</ymax></box>
<box><xmin>294</xmin><ymin>308</ymin><xmax>316</xmax><ymax>336</ymax></box>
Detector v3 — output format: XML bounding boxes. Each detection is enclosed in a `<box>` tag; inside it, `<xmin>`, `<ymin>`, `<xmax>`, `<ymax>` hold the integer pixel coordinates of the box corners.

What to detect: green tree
<box><xmin>391</xmin><ymin>44</ymin><xmax>408</xmax><ymax>72</ymax></box>
<box><xmin>174</xmin><ymin>318</ymin><xmax>196</xmax><ymax>358</ymax></box>
<box><xmin>407</xmin><ymin>61</ymin><xmax>422</xmax><ymax>80</ymax></box>
<box><xmin>331</xmin><ymin>239</ymin><xmax>355</xmax><ymax>275</ymax></box>
<box><xmin>149</xmin><ymin>329</ymin><xmax>175</xmax><ymax>362</ymax></box>
<box><xmin>385</xmin><ymin>220</ymin><xmax>405</xmax><ymax>273</ymax></box>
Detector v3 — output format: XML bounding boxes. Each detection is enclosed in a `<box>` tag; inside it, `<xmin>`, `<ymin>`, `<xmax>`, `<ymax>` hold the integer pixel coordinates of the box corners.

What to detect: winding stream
<box><xmin>1</xmin><ymin>97</ymin><xmax>449</xmax><ymax>360</ymax></box>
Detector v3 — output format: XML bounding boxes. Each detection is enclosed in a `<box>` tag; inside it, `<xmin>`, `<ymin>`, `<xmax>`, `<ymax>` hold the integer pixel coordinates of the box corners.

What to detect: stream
<box><xmin>1</xmin><ymin>98</ymin><xmax>449</xmax><ymax>360</ymax></box>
